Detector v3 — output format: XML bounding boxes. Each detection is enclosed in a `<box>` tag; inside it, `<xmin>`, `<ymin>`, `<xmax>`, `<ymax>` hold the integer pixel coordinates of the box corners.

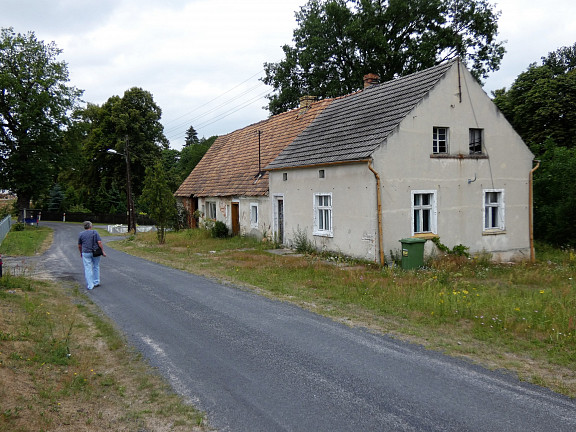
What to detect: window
<box><xmin>283</xmin><ymin>173</ymin><xmax>288</xmax><ymax>181</ymax></box>
<box><xmin>433</xmin><ymin>127</ymin><xmax>448</xmax><ymax>154</ymax></box>
<box><xmin>469</xmin><ymin>128</ymin><xmax>483</xmax><ymax>154</ymax></box>
<box><xmin>412</xmin><ymin>190</ymin><xmax>437</xmax><ymax>235</ymax></box>
<box><xmin>314</xmin><ymin>193</ymin><xmax>333</xmax><ymax>236</ymax></box>
<box><xmin>206</xmin><ymin>201</ymin><xmax>217</xmax><ymax>219</ymax></box>
<box><xmin>250</xmin><ymin>203</ymin><xmax>258</xmax><ymax>228</ymax></box>
<box><xmin>484</xmin><ymin>189</ymin><xmax>505</xmax><ymax>231</ymax></box>
<box><xmin>319</xmin><ymin>169</ymin><xmax>325</xmax><ymax>178</ymax></box>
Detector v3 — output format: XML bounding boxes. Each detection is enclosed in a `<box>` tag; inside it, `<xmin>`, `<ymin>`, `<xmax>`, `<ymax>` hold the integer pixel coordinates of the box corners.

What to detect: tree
<box><xmin>178</xmin><ymin>135</ymin><xmax>217</xmax><ymax>182</ymax></box>
<box><xmin>263</xmin><ymin>0</ymin><xmax>505</xmax><ymax>114</ymax></box>
<box><xmin>80</xmin><ymin>88</ymin><xmax>169</xmax><ymax>213</ymax></box>
<box><xmin>140</xmin><ymin>161</ymin><xmax>177</xmax><ymax>244</ymax></box>
<box><xmin>493</xmin><ymin>43</ymin><xmax>576</xmax><ymax>149</ymax></box>
<box><xmin>184</xmin><ymin>125</ymin><xmax>199</xmax><ymax>147</ymax></box>
<box><xmin>0</xmin><ymin>28</ymin><xmax>83</xmax><ymax>217</ymax></box>
<box><xmin>493</xmin><ymin>44</ymin><xmax>576</xmax><ymax>246</ymax></box>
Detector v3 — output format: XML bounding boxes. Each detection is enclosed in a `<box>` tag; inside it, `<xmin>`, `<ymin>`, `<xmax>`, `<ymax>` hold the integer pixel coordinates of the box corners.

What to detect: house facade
<box><xmin>267</xmin><ymin>60</ymin><xmax>534</xmax><ymax>263</ymax></box>
<box><xmin>174</xmin><ymin>98</ymin><xmax>331</xmax><ymax>238</ymax></box>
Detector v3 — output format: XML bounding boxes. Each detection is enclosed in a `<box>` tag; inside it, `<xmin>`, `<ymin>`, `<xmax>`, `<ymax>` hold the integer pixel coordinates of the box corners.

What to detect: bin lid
<box><xmin>399</xmin><ymin>237</ymin><xmax>427</xmax><ymax>244</ymax></box>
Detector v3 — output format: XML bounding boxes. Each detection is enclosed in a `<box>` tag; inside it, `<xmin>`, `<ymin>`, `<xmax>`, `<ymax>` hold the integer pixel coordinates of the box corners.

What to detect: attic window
<box><xmin>319</xmin><ymin>169</ymin><xmax>325</xmax><ymax>178</ymax></box>
<box><xmin>283</xmin><ymin>173</ymin><xmax>288</xmax><ymax>181</ymax></box>
<box><xmin>433</xmin><ymin>127</ymin><xmax>448</xmax><ymax>154</ymax></box>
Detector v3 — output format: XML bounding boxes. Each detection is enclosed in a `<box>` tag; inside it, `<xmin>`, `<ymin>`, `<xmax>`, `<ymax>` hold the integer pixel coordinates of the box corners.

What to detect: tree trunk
<box><xmin>16</xmin><ymin>194</ymin><xmax>31</xmax><ymax>222</ymax></box>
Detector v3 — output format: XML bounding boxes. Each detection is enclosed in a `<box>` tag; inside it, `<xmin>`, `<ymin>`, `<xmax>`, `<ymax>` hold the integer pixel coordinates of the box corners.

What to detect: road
<box><xmin>33</xmin><ymin>222</ymin><xmax>576</xmax><ymax>431</ymax></box>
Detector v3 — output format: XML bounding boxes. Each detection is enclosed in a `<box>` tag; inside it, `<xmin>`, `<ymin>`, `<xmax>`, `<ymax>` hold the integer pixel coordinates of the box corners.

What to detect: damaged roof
<box><xmin>266</xmin><ymin>60</ymin><xmax>456</xmax><ymax>170</ymax></box>
<box><xmin>174</xmin><ymin>98</ymin><xmax>332</xmax><ymax>198</ymax></box>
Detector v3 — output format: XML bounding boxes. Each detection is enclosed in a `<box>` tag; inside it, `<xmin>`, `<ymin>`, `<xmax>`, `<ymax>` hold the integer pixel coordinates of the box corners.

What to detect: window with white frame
<box><xmin>206</xmin><ymin>201</ymin><xmax>217</xmax><ymax>220</ymax></box>
<box><xmin>469</xmin><ymin>128</ymin><xmax>483</xmax><ymax>154</ymax></box>
<box><xmin>483</xmin><ymin>189</ymin><xmax>505</xmax><ymax>231</ymax></box>
<box><xmin>433</xmin><ymin>127</ymin><xmax>448</xmax><ymax>154</ymax></box>
<box><xmin>313</xmin><ymin>193</ymin><xmax>333</xmax><ymax>236</ymax></box>
<box><xmin>250</xmin><ymin>203</ymin><xmax>258</xmax><ymax>228</ymax></box>
<box><xmin>411</xmin><ymin>190</ymin><xmax>437</xmax><ymax>235</ymax></box>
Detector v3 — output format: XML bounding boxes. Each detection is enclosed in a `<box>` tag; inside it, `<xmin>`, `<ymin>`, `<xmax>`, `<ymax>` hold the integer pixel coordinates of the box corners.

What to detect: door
<box><xmin>231</xmin><ymin>202</ymin><xmax>240</xmax><ymax>235</ymax></box>
<box><xmin>277</xmin><ymin>198</ymin><xmax>284</xmax><ymax>244</ymax></box>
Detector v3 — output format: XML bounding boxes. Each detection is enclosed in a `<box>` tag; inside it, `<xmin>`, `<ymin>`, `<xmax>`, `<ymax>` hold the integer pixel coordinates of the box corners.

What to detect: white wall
<box><xmin>373</xmin><ymin>63</ymin><xmax>533</xmax><ymax>261</ymax></box>
<box><xmin>269</xmin><ymin>63</ymin><xmax>534</xmax><ymax>263</ymax></box>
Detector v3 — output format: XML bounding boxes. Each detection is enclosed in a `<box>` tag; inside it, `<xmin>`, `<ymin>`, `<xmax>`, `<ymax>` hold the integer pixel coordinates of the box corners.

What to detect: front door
<box><xmin>277</xmin><ymin>198</ymin><xmax>284</xmax><ymax>244</ymax></box>
<box><xmin>231</xmin><ymin>202</ymin><xmax>240</xmax><ymax>235</ymax></box>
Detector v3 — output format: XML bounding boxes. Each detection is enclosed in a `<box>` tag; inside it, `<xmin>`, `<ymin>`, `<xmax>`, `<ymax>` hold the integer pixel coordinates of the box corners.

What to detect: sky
<box><xmin>2</xmin><ymin>0</ymin><xmax>575</xmax><ymax>150</ymax></box>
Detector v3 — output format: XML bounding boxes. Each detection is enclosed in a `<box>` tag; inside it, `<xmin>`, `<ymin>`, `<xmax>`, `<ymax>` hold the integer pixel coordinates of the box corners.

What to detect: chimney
<box><xmin>363</xmin><ymin>73</ymin><xmax>380</xmax><ymax>89</ymax></box>
<box><xmin>299</xmin><ymin>95</ymin><xmax>317</xmax><ymax>110</ymax></box>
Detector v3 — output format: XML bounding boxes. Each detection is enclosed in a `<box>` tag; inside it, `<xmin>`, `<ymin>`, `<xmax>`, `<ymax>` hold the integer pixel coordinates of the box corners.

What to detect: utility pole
<box><xmin>125</xmin><ymin>137</ymin><xmax>136</xmax><ymax>235</ymax></box>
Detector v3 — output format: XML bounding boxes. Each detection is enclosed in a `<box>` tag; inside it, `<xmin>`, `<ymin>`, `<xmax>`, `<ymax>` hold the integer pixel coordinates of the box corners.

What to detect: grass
<box><xmin>0</xmin><ymin>225</ymin><xmax>209</xmax><ymax>432</ymax></box>
<box><xmin>0</xmin><ymin>225</ymin><xmax>52</xmax><ymax>256</ymax></box>
<box><xmin>112</xmin><ymin>228</ymin><xmax>576</xmax><ymax>397</ymax></box>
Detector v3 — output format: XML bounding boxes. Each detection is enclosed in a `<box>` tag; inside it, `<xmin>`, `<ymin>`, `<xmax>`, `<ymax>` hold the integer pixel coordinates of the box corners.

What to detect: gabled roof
<box><xmin>174</xmin><ymin>99</ymin><xmax>332</xmax><ymax>198</ymax></box>
<box><xmin>266</xmin><ymin>60</ymin><xmax>456</xmax><ymax>170</ymax></box>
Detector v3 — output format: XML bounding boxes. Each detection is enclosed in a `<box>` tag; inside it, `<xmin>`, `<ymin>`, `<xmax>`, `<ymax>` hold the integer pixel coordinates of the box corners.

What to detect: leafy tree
<box><xmin>493</xmin><ymin>43</ymin><xmax>576</xmax><ymax>149</ymax></box>
<box><xmin>140</xmin><ymin>161</ymin><xmax>177</xmax><ymax>244</ymax></box>
<box><xmin>532</xmin><ymin>140</ymin><xmax>576</xmax><ymax>246</ymax></box>
<box><xmin>493</xmin><ymin>44</ymin><xmax>576</xmax><ymax>246</ymax></box>
<box><xmin>178</xmin><ymin>135</ymin><xmax>217</xmax><ymax>182</ymax></box>
<box><xmin>0</xmin><ymin>27</ymin><xmax>83</xmax><ymax>217</ymax></box>
<box><xmin>263</xmin><ymin>0</ymin><xmax>505</xmax><ymax>114</ymax></box>
<box><xmin>80</xmin><ymin>88</ymin><xmax>169</xmax><ymax>212</ymax></box>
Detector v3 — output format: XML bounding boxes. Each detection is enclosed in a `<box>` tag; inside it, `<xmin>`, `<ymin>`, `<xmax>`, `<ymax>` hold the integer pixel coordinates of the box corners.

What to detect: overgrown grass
<box><xmin>113</xmin><ymin>230</ymin><xmax>576</xmax><ymax>397</ymax></box>
<box><xmin>0</xmin><ymin>225</ymin><xmax>52</xmax><ymax>256</ymax></box>
<box><xmin>0</xmin><ymin>226</ymin><xmax>208</xmax><ymax>432</ymax></box>
<box><xmin>0</xmin><ymin>273</ymin><xmax>207</xmax><ymax>432</ymax></box>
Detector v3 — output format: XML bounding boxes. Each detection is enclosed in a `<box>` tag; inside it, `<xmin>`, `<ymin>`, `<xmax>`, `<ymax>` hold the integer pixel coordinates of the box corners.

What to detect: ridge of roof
<box><xmin>266</xmin><ymin>60</ymin><xmax>457</xmax><ymax>170</ymax></box>
<box><xmin>174</xmin><ymin>98</ymin><xmax>333</xmax><ymax>198</ymax></box>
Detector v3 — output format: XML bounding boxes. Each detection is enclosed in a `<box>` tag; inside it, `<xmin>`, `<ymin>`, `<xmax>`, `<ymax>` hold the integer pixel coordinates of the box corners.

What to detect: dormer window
<box><xmin>433</xmin><ymin>127</ymin><xmax>448</xmax><ymax>154</ymax></box>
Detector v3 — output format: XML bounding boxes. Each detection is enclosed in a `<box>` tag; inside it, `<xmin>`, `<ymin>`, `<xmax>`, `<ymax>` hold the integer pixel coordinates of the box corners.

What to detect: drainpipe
<box><xmin>529</xmin><ymin>160</ymin><xmax>540</xmax><ymax>263</ymax></box>
<box><xmin>368</xmin><ymin>160</ymin><xmax>385</xmax><ymax>265</ymax></box>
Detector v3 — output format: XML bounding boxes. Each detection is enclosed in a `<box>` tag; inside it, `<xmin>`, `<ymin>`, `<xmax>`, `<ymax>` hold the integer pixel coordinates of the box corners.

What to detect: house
<box><xmin>174</xmin><ymin>97</ymin><xmax>331</xmax><ymax>238</ymax></box>
<box><xmin>266</xmin><ymin>59</ymin><xmax>534</xmax><ymax>263</ymax></box>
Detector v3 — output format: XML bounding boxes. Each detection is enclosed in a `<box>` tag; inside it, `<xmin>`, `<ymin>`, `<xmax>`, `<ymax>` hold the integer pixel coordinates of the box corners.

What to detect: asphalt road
<box><xmin>32</xmin><ymin>222</ymin><xmax>576</xmax><ymax>431</ymax></box>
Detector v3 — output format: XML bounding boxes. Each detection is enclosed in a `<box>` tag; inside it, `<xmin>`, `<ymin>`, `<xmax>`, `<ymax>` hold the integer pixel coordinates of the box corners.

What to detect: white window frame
<box><xmin>313</xmin><ymin>193</ymin><xmax>333</xmax><ymax>237</ymax></box>
<box><xmin>433</xmin><ymin>127</ymin><xmax>449</xmax><ymax>154</ymax></box>
<box><xmin>206</xmin><ymin>201</ymin><xmax>217</xmax><ymax>220</ymax></box>
<box><xmin>250</xmin><ymin>203</ymin><xmax>259</xmax><ymax>229</ymax></box>
<box><xmin>483</xmin><ymin>189</ymin><xmax>505</xmax><ymax>231</ymax></box>
<box><xmin>411</xmin><ymin>190</ymin><xmax>437</xmax><ymax>235</ymax></box>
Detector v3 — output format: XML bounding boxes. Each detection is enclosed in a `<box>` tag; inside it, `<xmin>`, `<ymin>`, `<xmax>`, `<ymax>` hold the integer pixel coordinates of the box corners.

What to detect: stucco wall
<box><xmin>269</xmin><ymin>63</ymin><xmax>534</xmax><ymax>263</ymax></box>
<box><xmin>373</xmin><ymin>64</ymin><xmax>533</xmax><ymax>261</ymax></box>
<box><xmin>269</xmin><ymin>164</ymin><xmax>379</xmax><ymax>261</ymax></box>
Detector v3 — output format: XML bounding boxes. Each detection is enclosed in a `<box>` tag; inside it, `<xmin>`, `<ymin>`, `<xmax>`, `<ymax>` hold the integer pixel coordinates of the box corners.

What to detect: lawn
<box><xmin>112</xmin><ymin>229</ymin><xmax>576</xmax><ymax>397</ymax></box>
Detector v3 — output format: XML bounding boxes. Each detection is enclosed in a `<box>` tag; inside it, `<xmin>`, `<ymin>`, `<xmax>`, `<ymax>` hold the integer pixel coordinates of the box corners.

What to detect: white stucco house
<box><xmin>266</xmin><ymin>59</ymin><xmax>535</xmax><ymax>263</ymax></box>
<box><xmin>174</xmin><ymin>97</ymin><xmax>331</xmax><ymax>238</ymax></box>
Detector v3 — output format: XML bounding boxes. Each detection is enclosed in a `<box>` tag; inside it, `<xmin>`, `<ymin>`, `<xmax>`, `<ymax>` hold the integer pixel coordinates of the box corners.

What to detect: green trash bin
<box><xmin>399</xmin><ymin>238</ymin><xmax>427</xmax><ymax>270</ymax></box>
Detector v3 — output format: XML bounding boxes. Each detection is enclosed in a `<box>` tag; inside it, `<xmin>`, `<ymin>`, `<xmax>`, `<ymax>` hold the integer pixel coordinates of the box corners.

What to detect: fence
<box><xmin>39</xmin><ymin>211</ymin><xmax>156</xmax><ymax>226</ymax></box>
<box><xmin>0</xmin><ymin>215</ymin><xmax>11</xmax><ymax>245</ymax></box>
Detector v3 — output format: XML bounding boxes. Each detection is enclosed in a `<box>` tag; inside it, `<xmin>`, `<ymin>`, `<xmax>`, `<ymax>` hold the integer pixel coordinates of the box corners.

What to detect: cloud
<box><xmin>3</xmin><ymin>0</ymin><xmax>575</xmax><ymax>148</ymax></box>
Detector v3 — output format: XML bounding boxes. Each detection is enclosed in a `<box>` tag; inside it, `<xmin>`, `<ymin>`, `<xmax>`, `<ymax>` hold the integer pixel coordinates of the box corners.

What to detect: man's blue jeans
<box><xmin>82</xmin><ymin>252</ymin><xmax>101</xmax><ymax>290</ymax></box>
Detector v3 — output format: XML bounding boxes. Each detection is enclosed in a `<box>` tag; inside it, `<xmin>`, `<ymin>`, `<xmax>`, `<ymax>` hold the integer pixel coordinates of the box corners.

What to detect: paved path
<box><xmin>16</xmin><ymin>222</ymin><xmax>576</xmax><ymax>431</ymax></box>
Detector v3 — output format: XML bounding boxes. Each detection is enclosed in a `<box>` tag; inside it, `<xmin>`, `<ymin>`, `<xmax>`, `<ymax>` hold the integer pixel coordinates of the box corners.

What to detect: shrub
<box><xmin>211</xmin><ymin>220</ymin><xmax>229</xmax><ymax>238</ymax></box>
<box><xmin>12</xmin><ymin>222</ymin><xmax>25</xmax><ymax>231</ymax></box>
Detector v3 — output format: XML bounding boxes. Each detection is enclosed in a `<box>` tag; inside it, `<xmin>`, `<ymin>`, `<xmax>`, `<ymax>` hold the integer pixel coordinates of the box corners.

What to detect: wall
<box><xmin>373</xmin><ymin>64</ymin><xmax>533</xmax><ymax>261</ymax></box>
<box><xmin>269</xmin><ymin>63</ymin><xmax>533</xmax><ymax>263</ymax></box>
<box><xmin>269</xmin><ymin>164</ymin><xmax>379</xmax><ymax>261</ymax></box>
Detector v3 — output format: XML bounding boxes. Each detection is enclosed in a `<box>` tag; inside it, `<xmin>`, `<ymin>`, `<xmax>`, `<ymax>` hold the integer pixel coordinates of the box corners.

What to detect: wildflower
<box><xmin>539</xmin><ymin>290</ymin><xmax>545</xmax><ymax>294</ymax></box>
<box><xmin>515</xmin><ymin>307</ymin><xmax>520</xmax><ymax>311</ymax></box>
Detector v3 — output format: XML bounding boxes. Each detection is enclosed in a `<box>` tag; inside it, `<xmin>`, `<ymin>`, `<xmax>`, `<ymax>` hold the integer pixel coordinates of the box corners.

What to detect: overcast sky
<box><xmin>3</xmin><ymin>0</ymin><xmax>575</xmax><ymax>149</ymax></box>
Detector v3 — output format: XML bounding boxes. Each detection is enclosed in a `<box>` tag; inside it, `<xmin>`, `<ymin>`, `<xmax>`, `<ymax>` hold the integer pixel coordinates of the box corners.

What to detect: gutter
<box><xmin>529</xmin><ymin>160</ymin><xmax>541</xmax><ymax>263</ymax></box>
<box><xmin>368</xmin><ymin>160</ymin><xmax>385</xmax><ymax>265</ymax></box>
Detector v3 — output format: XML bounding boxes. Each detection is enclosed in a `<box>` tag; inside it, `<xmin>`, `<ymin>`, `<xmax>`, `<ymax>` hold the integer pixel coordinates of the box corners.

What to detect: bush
<box><xmin>12</xmin><ymin>222</ymin><xmax>25</xmax><ymax>231</ymax></box>
<box><xmin>211</xmin><ymin>220</ymin><xmax>229</xmax><ymax>238</ymax></box>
